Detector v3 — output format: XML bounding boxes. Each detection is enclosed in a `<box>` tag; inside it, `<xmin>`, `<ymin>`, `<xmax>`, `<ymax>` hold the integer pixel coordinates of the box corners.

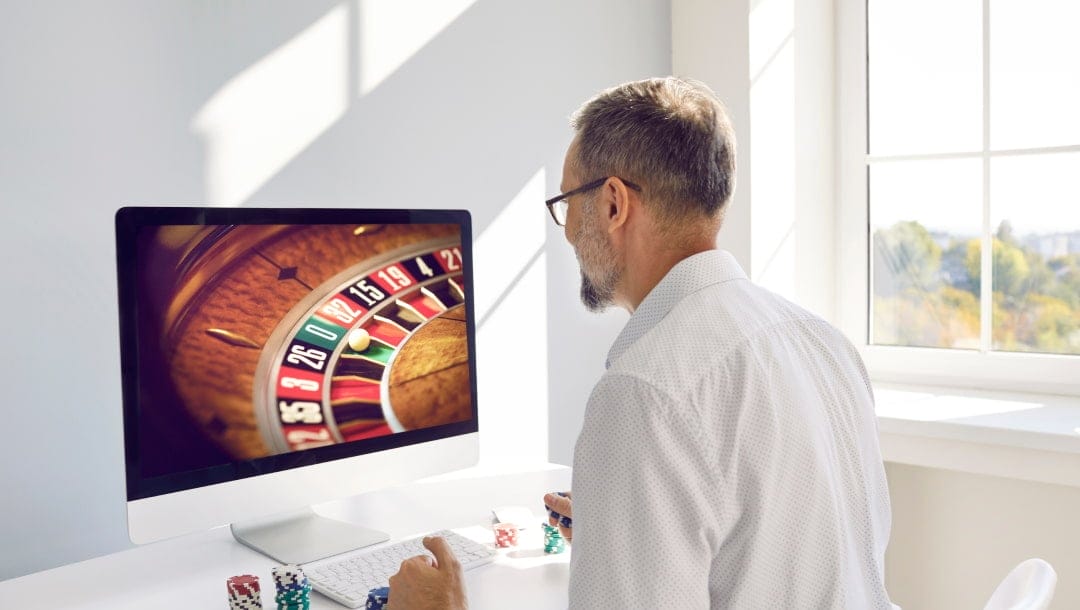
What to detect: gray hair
<box><xmin>570</xmin><ymin>77</ymin><xmax>737</xmax><ymax>226</ymax></box>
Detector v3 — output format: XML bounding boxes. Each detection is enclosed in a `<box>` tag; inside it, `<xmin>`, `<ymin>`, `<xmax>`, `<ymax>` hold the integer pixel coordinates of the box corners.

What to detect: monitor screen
<box><xmin>116</xmin><ymin>207</ymin><xmax>478</xmax><ymax>504</ymax></box>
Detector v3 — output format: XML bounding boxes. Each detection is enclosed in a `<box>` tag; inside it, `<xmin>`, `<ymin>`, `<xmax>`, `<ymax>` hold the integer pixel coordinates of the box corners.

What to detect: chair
<box><xmin>983</xmin><ymin>558</ymin><xmax>1057</xmax><ymax>610</ymax></box>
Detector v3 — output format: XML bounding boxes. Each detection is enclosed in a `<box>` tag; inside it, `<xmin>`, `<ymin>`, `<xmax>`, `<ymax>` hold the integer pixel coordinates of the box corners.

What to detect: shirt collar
<box><xmin>605</xmin><ymin>249</ymin><xmax>748</xmax><ymax>369</ymax></box>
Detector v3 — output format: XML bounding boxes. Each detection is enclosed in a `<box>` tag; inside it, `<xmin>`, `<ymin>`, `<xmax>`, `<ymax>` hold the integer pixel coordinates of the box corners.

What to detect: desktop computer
<box><xmin>115</xmin><ymin>206</ymin><xmax>480</xmax><ymax>565</ymax></box>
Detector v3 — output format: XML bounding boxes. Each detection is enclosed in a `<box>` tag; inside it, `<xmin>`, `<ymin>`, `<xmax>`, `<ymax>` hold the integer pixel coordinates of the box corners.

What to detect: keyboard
<box><xmin>304</xmin><ymin>529</ymin><xmax>496</xmax><ymax>608</ymax></box>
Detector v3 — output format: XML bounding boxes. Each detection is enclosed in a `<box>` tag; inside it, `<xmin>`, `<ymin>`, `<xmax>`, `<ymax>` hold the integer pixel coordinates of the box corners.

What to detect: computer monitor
<box><xmin>115</xmin><ymin>206</ymin><xmax>479</xmax><ymax>564</ymax></box>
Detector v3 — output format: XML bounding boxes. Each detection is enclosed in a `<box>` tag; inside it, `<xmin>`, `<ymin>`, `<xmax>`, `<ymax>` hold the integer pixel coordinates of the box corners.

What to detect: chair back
<box><xmin>983</xmin><ymin>558</ymin><xmax>1057</xmax><ymax>610</ymax></box>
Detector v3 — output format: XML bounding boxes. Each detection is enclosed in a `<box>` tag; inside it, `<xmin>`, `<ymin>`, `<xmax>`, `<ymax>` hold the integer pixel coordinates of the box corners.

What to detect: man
<box><xmin>389</xmin><ymin>77</ymin><xmax>895</xmax><ymax>609</ymax></box>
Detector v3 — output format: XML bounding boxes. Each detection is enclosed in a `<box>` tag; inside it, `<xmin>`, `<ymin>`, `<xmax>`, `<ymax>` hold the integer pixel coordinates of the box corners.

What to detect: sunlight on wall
<box><xmin>356</xmin><ymin>0</ymin><xmax>477</xmax><ymax>96</ymax></box>
<box><xmin>750</xmin><ymin>0</ymin><xmax>792</xmax><ymax>74</ymax></box>
<box><xmin>476</xmin><ymin>252</ymin><xmax>549</xmax><ymax>468</ymax></box>
<box><xmin>875</xmin><ymin>387</ymin><xmax>1043</xmax><ymax>421</ymax></box>
<box><xmin>749</xmin><ymin>0</ymin><xmax>796</xmax><ymax>297</ymax></box>
<box><xmin>473</xmin><ymin>169</ymin><xmax>546</xmax><ymax>322</ymax></box>
<box><xmin>192</xmin><ymin>4</ymin><xmax>348</xmax><ymax>206</ymax></box>
<box><xmin>473</xmin><ymin>169</ymin><xmax>548</xmax><ymax>467</ymax></box>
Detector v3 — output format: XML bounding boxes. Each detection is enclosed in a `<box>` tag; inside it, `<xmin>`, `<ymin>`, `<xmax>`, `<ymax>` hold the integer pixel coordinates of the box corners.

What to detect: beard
<box><xmin>573</xmin><ymin>208</ymin><xmax>620</xmax><ymax>312</ymax></box>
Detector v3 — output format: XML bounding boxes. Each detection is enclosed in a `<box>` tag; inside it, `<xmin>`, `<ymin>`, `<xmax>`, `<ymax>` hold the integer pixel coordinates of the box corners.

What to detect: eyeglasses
<box><xmin>544</xmin><ymin>177</ymin><xmax>642</xmax><ymax>227</ymax></box>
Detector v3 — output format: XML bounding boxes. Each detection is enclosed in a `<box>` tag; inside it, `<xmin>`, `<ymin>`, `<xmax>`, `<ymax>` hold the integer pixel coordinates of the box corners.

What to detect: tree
<box><xmin>963</xmin><ymin>238</ymin><xmax>1030</xmax><ymax>303</ymax></box>
<box><xmin>1022</xmin><ymin>249</ymin><xmax>1054</xmax><ymax>301</ymax></box>
<box><xmin>942</xmin><ymin>239</ymin><xmax>975</xmax><ymax>294</ymax></box>
<box><xmin>1047</xmin><ymin>254</ymin><xmax>1080</xmax><ymax>309</ymax></box>
<box><xmin>996</xmin><ymin>219</ymin><xmax>1017</xmax><ymax>245</ymax></box>
<box><xmin>999</xmin><ymin>294</ymin><xmax>1080</xmax><ymax>354</ymax></box>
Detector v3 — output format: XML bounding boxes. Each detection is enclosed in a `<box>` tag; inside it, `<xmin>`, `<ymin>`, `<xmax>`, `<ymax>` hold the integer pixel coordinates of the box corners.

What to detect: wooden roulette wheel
<box><xmin>141</xmin><ymin>221</ymin><xmax>474</xmax><ymax>462</ymax></box>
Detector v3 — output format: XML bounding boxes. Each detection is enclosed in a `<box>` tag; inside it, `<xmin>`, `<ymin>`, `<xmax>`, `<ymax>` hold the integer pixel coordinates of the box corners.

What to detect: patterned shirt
<box><xmin>568</xmin><ymin>250</ymin><xmax>894</xmax><ymax>609</ymax></box>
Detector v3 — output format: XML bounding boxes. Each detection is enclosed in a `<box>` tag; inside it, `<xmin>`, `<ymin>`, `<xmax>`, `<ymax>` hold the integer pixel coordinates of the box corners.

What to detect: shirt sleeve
<box><xmin>568</xmin><ymin>373</ymin><xmax>719</xmax><ymax>609</ymax></box>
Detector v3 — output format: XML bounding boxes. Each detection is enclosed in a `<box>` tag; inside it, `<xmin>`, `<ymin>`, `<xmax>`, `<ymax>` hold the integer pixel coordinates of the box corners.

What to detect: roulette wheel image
<box><xmin>123</xmin><ymin>209</ymin><xmax>477</xmax><ymax>478</ymax></box>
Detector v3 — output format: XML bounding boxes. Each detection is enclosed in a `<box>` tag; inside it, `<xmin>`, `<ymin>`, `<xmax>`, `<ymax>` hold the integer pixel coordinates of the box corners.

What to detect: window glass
<box><xmin>990</xmin><ymin>0</ymin><xmax>1080</xmax><ymax>149</ymax></box>
<box><xmin>870</xmin><ymin>159</ymin><xmax>983</xmax><ymax>348</ymax></box>
<box><xmin>990</xmin><ymin>152</ymin><xmax>1080</xmax><ymax>354</ymax></box>
<box><xmin>868</xmin><ymin>0</ymin><xmax>982</xmax><ymax>156</ymax></box>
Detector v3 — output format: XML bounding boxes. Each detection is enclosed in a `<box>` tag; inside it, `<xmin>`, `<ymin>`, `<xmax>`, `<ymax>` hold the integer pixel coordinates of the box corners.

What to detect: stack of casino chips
<box><xmin>493</xmin><ymin>522</ymin><xmax>519</xmax><ymax>548</ymax></box>
<box><xmin>227</xmin><ymin>574</ymin><xmax>263</xmax><ymax>609</ymax></box>
<box><xmin>271</xmin><ymin>565</ymin><xmax>312</xmax><ymax>610</ymax></box>
<box><xmin>542</xmin><ymin>523</ymin><xmax>566</xmax><ymax>554</ymax></box>
<box><xmin>366</xmin><ymin>585</ymin><xmax>390</xmax><ymax>610</ymax></box>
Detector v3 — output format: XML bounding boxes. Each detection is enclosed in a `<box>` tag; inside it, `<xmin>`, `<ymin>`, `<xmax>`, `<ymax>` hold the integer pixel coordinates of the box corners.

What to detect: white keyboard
<box><xmin>304</xmin><ymin>529</ymin><xmax>496</xmax><ymax>608</ymax></box>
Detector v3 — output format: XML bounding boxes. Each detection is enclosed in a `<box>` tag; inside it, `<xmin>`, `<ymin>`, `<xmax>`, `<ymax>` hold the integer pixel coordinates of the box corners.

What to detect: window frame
<box><xmin>836</xmin><ymin>0</ymin><xmax>1080</xmax><ymax>397</ymax></box>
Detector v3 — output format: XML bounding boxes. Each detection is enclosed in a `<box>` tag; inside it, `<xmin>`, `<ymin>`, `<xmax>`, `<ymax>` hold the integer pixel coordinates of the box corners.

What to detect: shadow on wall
<box><xmin>183</xmin><ymin>0</ymin><xmax>599</xmax><ymax>334</ymax></box>
<box><xmin>185</xmin><ymin>0</ymin><xmax>590</xmax><ymax>235</ymax></box>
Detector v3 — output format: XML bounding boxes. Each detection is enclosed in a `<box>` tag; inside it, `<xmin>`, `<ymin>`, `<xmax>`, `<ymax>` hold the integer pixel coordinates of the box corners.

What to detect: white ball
<box><xmin>348</xmin><ymin>328</ymin><xmax>371</xmax><ymax>352</ymax></box>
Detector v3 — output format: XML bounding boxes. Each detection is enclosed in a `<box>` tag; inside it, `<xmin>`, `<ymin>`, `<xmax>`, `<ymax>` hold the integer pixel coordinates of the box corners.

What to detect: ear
<box><xmin>600</xmin><ymin>177</ymin><xmax>634</xmax><ymax>236</ymax></box>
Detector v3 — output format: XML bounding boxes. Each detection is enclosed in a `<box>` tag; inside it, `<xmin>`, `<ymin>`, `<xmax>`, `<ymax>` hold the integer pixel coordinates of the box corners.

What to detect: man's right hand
<box><xmin>543</xmin><ymin>491</ymin><xmax>573</xmax><ymax>542</ymax></box>
<box><xmin>387</xmin><ymin>536</ymin><xmax>468</xmax><ymax>610</ymax></box>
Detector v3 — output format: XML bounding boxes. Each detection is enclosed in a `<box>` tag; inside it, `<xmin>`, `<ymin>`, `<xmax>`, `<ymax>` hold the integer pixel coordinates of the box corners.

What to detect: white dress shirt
<box><xmin>568</xmin><ymin>250</ymin><xmax>894</xmax><ymax>609</ymax></box>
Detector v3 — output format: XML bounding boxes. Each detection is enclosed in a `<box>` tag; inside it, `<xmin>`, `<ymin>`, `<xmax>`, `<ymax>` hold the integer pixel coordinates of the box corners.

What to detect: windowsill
<box><xmin>874</xmin><ymin>383</ymin><xmax>1080</xmax><ymax>488</ymax></box>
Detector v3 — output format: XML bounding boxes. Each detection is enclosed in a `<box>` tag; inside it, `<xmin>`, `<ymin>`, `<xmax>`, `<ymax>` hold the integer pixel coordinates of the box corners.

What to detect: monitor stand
<box><xmin>230</xmin><ymin>506</ymin><xmax>389</xmax><ymax>564</ymax></box>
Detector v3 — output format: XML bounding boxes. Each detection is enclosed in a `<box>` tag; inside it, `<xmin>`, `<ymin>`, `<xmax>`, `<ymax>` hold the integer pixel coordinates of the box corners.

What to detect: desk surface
<box><xmin>1</xmin><ymin>466</ymin><xmax>572</xmax><ymax>609</ymax></box>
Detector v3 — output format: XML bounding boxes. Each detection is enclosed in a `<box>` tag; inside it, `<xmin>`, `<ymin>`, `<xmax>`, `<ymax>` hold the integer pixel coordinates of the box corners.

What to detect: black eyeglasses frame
<box><xmin>544</xmin><ymin>177</ymin><xmax>642</xmax><ymax>226</ymax></box>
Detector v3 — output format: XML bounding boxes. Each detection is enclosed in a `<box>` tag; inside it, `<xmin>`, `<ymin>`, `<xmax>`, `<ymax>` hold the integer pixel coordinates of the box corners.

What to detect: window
<box><xmin>837</xmin><ymin>0</ymin><xmax>1080</xmax><ymax>394</ymax></box>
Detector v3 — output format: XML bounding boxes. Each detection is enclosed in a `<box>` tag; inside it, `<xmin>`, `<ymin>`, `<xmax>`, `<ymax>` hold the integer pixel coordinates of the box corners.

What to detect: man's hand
<box><xmin>543</xmin><ymin>491</ymin><xmax>573</xmax><ymax>542</ymax></box>
<box><xmin>387</xmin><ymin>536</ymin><xmax>468</xmax><ymax>610</ymax></box>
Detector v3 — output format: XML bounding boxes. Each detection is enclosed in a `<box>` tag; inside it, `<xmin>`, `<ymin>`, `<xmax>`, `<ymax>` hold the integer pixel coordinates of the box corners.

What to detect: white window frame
<box><xmin>836</xmin><ymin>0</ymin><xmax>1080</xmax><ymax>397</ymax></box>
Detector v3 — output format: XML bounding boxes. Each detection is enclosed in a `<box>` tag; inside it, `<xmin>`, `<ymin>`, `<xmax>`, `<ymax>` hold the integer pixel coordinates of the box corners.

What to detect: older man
<box><xmin>389</xmin><ymin>77</ymin><xmax>896</xmax><ymax>609</ymax></box>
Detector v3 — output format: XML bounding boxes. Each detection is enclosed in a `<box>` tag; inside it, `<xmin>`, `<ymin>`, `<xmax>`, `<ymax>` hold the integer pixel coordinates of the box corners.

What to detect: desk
<box><xmin>1</xmin><ymin>466</ymin><xmax>572</xmax><ymax>609</ymax></box>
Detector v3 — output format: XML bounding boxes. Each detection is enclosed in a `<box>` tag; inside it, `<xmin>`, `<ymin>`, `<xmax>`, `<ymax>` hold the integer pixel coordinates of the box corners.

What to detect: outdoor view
<box><xmin>867</xmin><ymin>0</ymin><xmax>1080</xmax><ymax>356</ymax></box>
<box><xmin>872</xmin><ymin>219</ymin><xmax>1080</xmax><ymax>354</ymax></box>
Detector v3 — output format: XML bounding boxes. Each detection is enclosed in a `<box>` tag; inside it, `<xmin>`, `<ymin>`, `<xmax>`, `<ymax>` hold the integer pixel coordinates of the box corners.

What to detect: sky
<box><xmin>867</xmin><ymin>0</ymin><xmax>1080</xmax><ymax>237</ymax></box>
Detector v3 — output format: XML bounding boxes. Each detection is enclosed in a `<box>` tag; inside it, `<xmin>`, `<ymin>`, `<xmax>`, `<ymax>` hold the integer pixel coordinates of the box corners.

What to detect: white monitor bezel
<box><xmin>127</xmin><ymin>432</ymin><xmax>477</xmax><ymax>544</ymax></box>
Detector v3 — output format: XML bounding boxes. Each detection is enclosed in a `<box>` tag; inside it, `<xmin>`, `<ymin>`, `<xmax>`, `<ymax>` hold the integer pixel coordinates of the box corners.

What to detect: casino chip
<box><xmin>493</xmin><ymin>522</ymin><xmax>519</xmax><ymax>548</ymax></box>
<box><xmin>366</xmin><ymin>586</ymin><xmax>390</xmax><ymax>610</ymax></box>
<box><xmin>542</xmin><ymin>523</ymin><xmax>567</xmax><ymax>555</ymax></box>
<box><xmin>227</xmin><ymin>574</ymin><xmax>263</xmax><ymax>609</ymax></box>
<box><xmin>271</xmin><ymin>564</ymin><xmax>313</xmax><ymax>610</ymax></box>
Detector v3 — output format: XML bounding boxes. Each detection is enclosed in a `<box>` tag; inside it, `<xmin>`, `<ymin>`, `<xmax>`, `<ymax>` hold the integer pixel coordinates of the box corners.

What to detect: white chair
<box><xmin>983</xmin><ymin>558</ymin><xmax>1057</xmax><ymax>610</ymax></box>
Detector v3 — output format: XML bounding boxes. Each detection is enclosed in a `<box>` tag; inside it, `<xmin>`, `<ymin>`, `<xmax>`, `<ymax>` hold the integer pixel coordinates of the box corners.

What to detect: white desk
<box><xmin>1</xmin><ymin>466</ymin><xmax>572</xmax><ymax>609</ymax></box>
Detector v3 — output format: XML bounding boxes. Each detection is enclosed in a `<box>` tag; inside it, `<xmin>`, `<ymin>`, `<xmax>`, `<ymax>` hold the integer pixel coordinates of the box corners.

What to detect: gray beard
<box><xmin>572</xmin><ymin>199</ymin><xmax>620</xmax><ymax>312</ymax></box>
<box><xmin>579</xmin><ymin>269</ymin><xmax>611</xmax><ymax>312</ymax></box>
<box><xmin>576</xmin><ymin>235</ymin><xmax>619</xmax><ymax>312</ymax></box>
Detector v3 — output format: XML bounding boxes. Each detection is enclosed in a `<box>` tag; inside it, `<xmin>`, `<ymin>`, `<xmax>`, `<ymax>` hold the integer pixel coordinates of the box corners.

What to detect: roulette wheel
<box><xmin>130</xmin><ymin>214</ymin><xmax>476</xmax><ymax>473</ymax></box>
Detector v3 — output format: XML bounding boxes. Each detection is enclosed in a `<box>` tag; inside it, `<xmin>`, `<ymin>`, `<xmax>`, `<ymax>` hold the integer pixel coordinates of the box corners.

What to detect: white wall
<box><xmin>886</xmin><ymin>463</ymin><xmax>1080</xmax><ymax>609</ymax></box>
<box><xmin>672</xmin><ymin>0</ymin><xmax>836</xmax><ymax>321</ymax></box>
<box><xmin>0</xmin><ymin>0</ymin><xmax>671</xmax><ymax>580</ymax></box>
<box><xmin>671</xmin><ymin>0</ymin><xmax>753</xmax><ymax>271</ymax></box>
